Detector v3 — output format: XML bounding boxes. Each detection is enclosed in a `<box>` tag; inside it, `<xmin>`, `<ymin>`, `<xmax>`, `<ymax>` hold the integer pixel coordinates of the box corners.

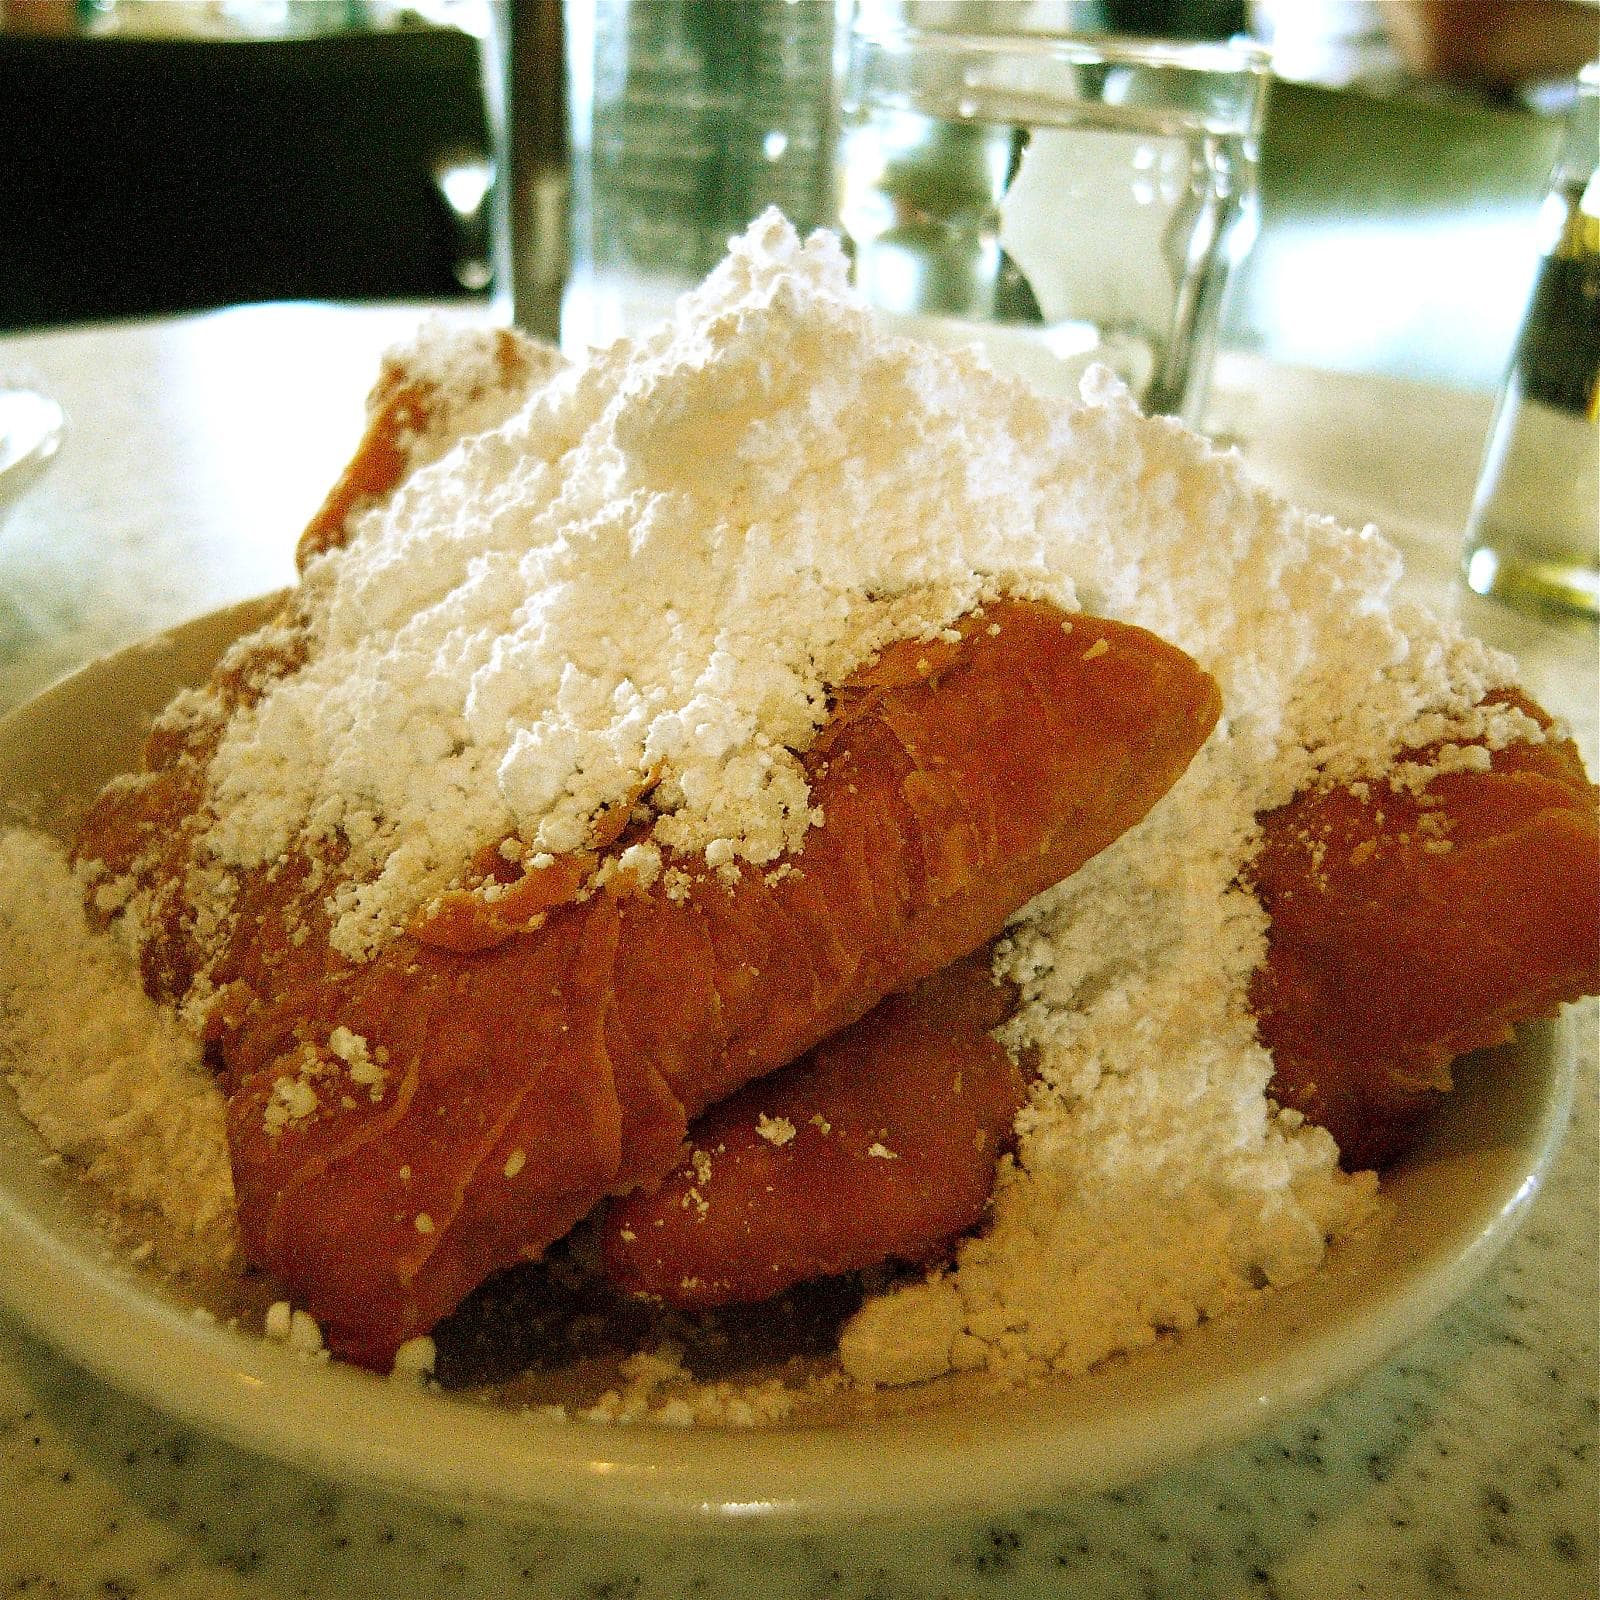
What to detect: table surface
<box><xmin>0</xmin><ymin>304</ymin><xmax>1594</xmax><ymax>1600</ymax></box>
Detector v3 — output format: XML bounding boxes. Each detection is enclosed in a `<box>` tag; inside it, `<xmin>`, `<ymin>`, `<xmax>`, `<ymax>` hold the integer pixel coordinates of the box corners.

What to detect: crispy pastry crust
<box><xmin>77</xmin><ymin>596</ymin><xmax>1220</xmax><ymax>1365</ymax></box>
<box><xmin>1249</xmin><ymin>691</ymin><xmax>1599</xmax><ymax>1169</ymax></box>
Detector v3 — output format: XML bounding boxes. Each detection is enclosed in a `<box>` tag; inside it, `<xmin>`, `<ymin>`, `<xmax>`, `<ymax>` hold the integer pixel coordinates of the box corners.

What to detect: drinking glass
<box><xmin>834</xmin><ymin>14</ymin><xmax>1269</xmax><ymax>424</ymax></box>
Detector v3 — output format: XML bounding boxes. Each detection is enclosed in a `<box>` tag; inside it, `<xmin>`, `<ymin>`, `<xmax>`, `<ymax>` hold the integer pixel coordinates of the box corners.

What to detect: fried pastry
<box><xmin>75</xmin><ymin>596</ymin><xmax>1221</xmax><ymax>1366</ymax></box>
<box><xmin>1249</xmin><ymin>690</ymin><xmax>1600</xmax><ymax>1169</ymax></box>
<box><xmin>594</xmin><ymin>696</ymin><xmax>1597</xmax><ymax>1315</ymax></box>
<box><xmin>600</xmin><ymin>947</ymin><xmax>1024</xmax><ymax>1310</ymax></box>
<box><xmin>40</xmin><ymin>218</ymin><xmax>1593</xmax><ymax>1404</ymax></box>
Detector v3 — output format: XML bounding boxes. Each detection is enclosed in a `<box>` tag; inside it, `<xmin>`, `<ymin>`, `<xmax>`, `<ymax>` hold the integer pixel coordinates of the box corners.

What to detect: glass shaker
<box><xmin>1461</xmin><ymin>62</ymin><xmax>1599</xmax><ymax>619</ymax></box>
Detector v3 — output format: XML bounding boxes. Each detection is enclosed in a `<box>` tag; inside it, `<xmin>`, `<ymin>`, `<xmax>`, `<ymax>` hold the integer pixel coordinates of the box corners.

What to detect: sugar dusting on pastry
<box><xmin>196</xmin><ymin>215</ymin><xmax>1087</xmax><ymax>963</ymax></box>
<box><xmin>191</xmin><ymin>215</ymin><xmax>1531</xmax><ymax>968</ymax></box>
<box><xmin>0</xmin><ymin>212</ymin><xmax>1561</xmax><ymax>1416</ymax></box>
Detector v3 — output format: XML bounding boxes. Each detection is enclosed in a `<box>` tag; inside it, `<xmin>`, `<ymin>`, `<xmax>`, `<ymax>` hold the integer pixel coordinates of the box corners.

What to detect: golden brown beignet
<box><xmin>76</xmin><ymin>601</ymin><xmax>1221</xmax><ymax>1366</ymax></box>
<box><xmin>600</xmin><ymin>948</ymin><xmax>1024</xmax><ymax>1309</ymax></box>
<box><xmin>1249</xmin><ymin>690</ymin><xmax>1599</xmax><ymax>1169</ymax></box>
<box><xmin>593</xmin><ymin>695</ymin><xmax>1598</xmax><ymax>1316</ymax></box>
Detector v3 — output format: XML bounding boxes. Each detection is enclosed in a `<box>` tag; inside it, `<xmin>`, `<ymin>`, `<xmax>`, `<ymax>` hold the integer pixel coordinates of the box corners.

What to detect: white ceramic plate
<box><xmin>0</xmin><ymin>600</ymin><xmax>1576</xmax><ymax>1530</ymax></box>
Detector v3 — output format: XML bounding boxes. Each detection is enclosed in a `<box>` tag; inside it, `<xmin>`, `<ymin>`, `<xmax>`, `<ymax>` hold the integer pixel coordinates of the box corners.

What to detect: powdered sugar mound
<box><xmin>1010</xmin><ymin>386</ymin><xmax>1525</xmax><ymax>809</ymax></box>
<box><xmin>936</xmin><ymin>759</ymin><xmax>1373</xmax><ymax>1379</ymax></box>
<box><xmin>202</xmin><ymin>213</ymin><xmax>1079</xmax><ymax>958</ymax></box>
<box><xmin>197</xmin><ymin>214</ymin><xmax>1524</xmax><ymax>963</ymax></box>
<box><xmin>0</xmin><ymin>829</ymin><xmax>236</xmax><ymax>1249</ymax></box>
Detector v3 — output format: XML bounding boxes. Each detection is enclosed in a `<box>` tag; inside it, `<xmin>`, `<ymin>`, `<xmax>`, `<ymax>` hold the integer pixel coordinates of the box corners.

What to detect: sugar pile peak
<box><xmin>202</xmin><ymin>213</ymin><xmax>1082</xmax><ymax>959</ymax></box>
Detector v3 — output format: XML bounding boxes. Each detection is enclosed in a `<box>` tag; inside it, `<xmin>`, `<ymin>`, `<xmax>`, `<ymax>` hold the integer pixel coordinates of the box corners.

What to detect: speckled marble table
<box><xmin>0</xmin><ymin>306</ymin><xmax>1595</xmax><ymax>1599</ymax></box>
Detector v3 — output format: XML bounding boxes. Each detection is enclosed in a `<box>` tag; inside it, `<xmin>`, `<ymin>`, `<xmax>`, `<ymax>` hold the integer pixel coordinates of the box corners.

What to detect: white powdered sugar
<box><xmin>0</xmin><ymin>829</ymin><xmax>237</xmax><ymax>1250</ymax></box>
<box><xmin>201</xmin><ymin>217</ymin><xmax>1084</xmax><ymax>960</ymax></box>
<box><xmin>378</xmin><ymin>320</ymin><xmax>562</xmax><ymax>480</ymax></box>
<box><xmin>840</xmin><ymin>749</ymin><xmax>1368</xmax><ymax>1386</ymax></box>
<box><xmin>192</xmin><ymin>215</ymin><xmax>1531</xmax><ymax>965</ymax></box>
<box><xmin>0</xmin><ymin>212</ymin><xmax>1549</xmax><ymax>1403</ymax></box>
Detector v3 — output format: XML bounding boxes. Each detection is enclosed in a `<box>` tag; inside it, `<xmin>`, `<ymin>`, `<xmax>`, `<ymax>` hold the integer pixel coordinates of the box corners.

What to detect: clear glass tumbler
<box><xmin>834</xmin><ymin>15</ymin><xmax>1269</xmax><ymax>424</ymax></box>
<box><xmin>1461</xmin><ymin>63</ymin><xmax>1599</xmax><ymax>621</ymax></box>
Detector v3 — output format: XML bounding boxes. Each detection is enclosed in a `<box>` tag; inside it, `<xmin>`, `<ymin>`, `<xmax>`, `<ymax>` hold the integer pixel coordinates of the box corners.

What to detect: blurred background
<box><xmin>0</xmin><ymin>0</ymin><xmax>1595</xmax><ymax>393</ymax></box>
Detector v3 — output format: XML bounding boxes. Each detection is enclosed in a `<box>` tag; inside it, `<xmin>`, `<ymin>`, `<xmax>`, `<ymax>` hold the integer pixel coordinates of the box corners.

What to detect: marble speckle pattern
<box><xmin>0</xmin><ymin>311</ymin><xmax>1595</xmax><ymax>1598</ymax></box>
